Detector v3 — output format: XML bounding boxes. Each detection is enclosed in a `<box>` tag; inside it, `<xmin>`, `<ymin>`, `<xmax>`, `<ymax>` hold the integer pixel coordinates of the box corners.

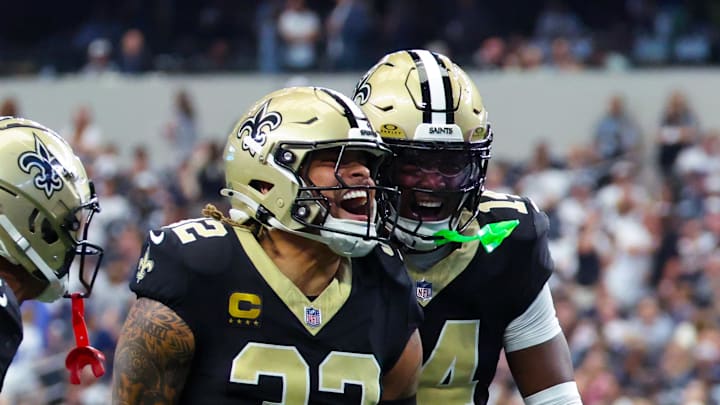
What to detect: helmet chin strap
<box><xmin>320</xmin><ymin>216</ymin><xmax>377</xmax><ymax>257</ymax></box>
<box><xmin>0</xmin><ymin>215</ymin><xmax>67</xmax><ymax>302</ymax></box>
<box><xmin>222</xmin><ymin>189</ymin><xmax>378</xmax><ymax>257</ymax></box>
<box><xmin>394</xmin><ymin>216</ymin><xmax>458</xmax><ymax>252</ymax></box>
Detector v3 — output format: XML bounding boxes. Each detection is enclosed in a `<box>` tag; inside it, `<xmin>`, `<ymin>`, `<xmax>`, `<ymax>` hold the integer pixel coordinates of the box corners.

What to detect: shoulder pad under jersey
<box><xmin>476</xmin><ymin>189</ymin><xmax>549</xmax><ymax>241</ymax></box>
<box><xmin>143</xmin><ymin>217</ymin><xmax>237</xmax><ymax>275</ymax></box>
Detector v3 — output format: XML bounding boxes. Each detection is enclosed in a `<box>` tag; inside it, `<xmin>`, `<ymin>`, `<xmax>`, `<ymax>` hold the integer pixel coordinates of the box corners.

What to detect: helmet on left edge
<box><xmin>0</xmin><ymin>117</ymin><xmax>104</xmax><ymax>301</ymax></box>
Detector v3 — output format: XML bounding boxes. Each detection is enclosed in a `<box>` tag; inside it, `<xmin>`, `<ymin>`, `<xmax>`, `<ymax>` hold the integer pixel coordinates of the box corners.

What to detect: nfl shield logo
<box><xmin>304</xmin><ymin>307</ymin><xmax>322</xmax><ymax>327</ymax></box>
<box><xmin>416</xmin><ymin>280</ymin><xmax>433</xmax><ymax>302</ymax></box>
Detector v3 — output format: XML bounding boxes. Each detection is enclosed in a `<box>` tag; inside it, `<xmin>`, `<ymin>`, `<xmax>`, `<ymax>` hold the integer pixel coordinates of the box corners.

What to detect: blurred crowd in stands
<box><xmin>2</xmin><ymin>1</ymin><xmax>720</xmax><ymax>404</ymax></box>
<box><xmin>3</xmin><ymin>80</ymin><xmax>720</xmax><ymax>405</ymax></box>
<box><xmin>1</xmin><ymin>0</ymin><xmax>720</xmax><ymax>76</ymax></box>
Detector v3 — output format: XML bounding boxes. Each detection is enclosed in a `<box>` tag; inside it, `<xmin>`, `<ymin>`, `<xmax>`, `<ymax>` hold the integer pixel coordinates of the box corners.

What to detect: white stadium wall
<box><xmin>1</xmin><ymin>69</ymin><xmax>719</xmax><ymax>167</ymax></box>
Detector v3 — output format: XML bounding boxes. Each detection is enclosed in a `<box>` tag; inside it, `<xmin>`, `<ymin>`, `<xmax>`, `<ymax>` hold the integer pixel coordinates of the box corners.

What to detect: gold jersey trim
<box><xmin>234</xmin><ymin>227</ymin><xmax>352</xmax><ymax>335</ymax></box>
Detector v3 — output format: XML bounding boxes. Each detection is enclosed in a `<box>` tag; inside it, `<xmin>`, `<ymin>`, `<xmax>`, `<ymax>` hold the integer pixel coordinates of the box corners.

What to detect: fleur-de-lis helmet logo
<box><xmin>238</xmin><ymin>100</ymin><xmax>282</xmax><ymax>157</ymax></box>
<box><xmin>18</xmin><ymin>134</ymin><xmax>66</xmax><ymax>198</ymax></box>
<box><xmin>353</xmin><ymin>72</ymin><xmax>372</xmax><ymax>106</ymax></box>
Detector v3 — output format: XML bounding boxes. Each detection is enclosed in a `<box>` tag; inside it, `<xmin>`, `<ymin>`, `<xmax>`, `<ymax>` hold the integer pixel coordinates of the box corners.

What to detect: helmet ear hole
<box><xmin>41</xmin><ymin>218</ymin><xmax>59</xmax><ymax>244</ymax></box>
<box><xmin>249</xmin><ymin>180</ymin><xmax>274</xmax><ymax>194</ymax></box>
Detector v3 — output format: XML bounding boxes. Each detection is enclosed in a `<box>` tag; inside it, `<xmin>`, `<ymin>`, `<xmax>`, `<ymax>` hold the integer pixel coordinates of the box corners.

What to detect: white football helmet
<box><xmin>222</xmin><ymin>86</ymin><xmax>398</xmax><ymax>257</ymax></box>
<box><xmin>0</xmin><ymin>117</ymin><xmax>103</xmax><ymax>301</ymax></box>
<box><xmin>354</xmin><ymin>49</ymin><xmax>493</xmax><ymax>252</ymax></box>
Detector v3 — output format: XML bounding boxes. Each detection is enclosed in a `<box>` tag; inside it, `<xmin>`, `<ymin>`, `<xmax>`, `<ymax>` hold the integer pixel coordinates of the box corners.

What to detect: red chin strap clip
<box><xmin>65</xmin><ymin>292</ymin><xmax>106</xmax><ymax>384</ymax></box>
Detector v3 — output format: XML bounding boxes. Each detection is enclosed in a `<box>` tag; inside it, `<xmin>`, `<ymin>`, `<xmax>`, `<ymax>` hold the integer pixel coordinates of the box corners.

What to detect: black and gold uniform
<box><xmin>354</xmin><ymin>48</ymin><xmax>579</xmax><ymax>405</ymax></box>
<box><xmin>0</xmin><ymin>277</ymin><xmax>21</xmax><ymax>392</ymax></box>
<box><xmin>408</xmin><ymin>191</ymin><xmax>553</xmax><ymax>405</ymax></box>
<box><xmin>130</xmin><ymin>218</ymin><xmax>421</xmax><ymax>404</ymax></box>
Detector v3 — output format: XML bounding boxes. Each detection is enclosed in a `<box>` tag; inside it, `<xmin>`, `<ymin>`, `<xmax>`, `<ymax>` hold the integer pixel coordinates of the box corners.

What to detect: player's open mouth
<box><xmin>411</xmin><ymin>199</ymin><xmax>443</xmax><ymax>219</ymax></box>
<box><xmin>340</xmin><ymin>190</ymin><xmax>370</xmax><ymax>216</ymax></box>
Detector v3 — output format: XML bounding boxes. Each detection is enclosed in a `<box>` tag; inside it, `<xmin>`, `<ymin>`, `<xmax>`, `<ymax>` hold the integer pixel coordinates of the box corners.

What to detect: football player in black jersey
<box><xmin>0</xmin><ymin>117</ymin><xmax>104</xmax><ymax>391</ymax></box>
<box><xmin>353</xmin><ymin>50</ymin><xmax>582</xmax><ymax>404</ymax></box>
<box><xmin>112</xmin><ymin>86</ymin><xmax>423</xmax><ymax>404</ymax></box>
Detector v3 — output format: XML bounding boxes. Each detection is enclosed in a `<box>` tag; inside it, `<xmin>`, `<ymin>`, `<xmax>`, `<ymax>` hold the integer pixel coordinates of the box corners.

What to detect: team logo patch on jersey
<box><xmin>416</xmin><ymin>280</ymin><xmax>433</xmax><ymax>302</ymax></box>
<box><xmin>228</xmin><ymin>292</ymin><xmax>262</xmax><ymax>327</ymax></box>
<box><xmin>18</xmin><ymin>134</ymin><xmax>65</xmax><ymax>198</ymax></box>
<box><xmin>304</xmin><ymin>306</ymin><xmax>322</xmax><ymax>327</ymax></box>
<box><xmin>135</xmin><ymin>247</ymin><xmax>155</xmax><ymax>283</ymax></box>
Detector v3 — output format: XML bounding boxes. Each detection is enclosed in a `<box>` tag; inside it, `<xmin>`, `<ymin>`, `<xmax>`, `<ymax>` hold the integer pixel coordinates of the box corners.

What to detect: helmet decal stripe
<box><xmin>318</xmin><ymin>88</ymin><xmax>373</xmax><ymax>133</ymax></box>
<box><xmin>408</xmin><ymin>50</ymin><xmax>450</xmax><ymax>124</ymax></box>
<box><xmin>432</xmin><ymin>53</ymin><xmax>455</xmax><ymax>124</ymax></box>
<box><xmin>407</xmin><ymin>50</ymin><xmax>433</xmax><ymax>123</ymax></box>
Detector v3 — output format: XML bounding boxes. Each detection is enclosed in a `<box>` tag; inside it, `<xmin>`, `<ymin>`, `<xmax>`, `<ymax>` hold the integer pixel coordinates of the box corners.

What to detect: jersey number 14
<box><xmin>419</xmin><ymin>320</ymin><xmax>480</xmax><ymax>404</ymax></box>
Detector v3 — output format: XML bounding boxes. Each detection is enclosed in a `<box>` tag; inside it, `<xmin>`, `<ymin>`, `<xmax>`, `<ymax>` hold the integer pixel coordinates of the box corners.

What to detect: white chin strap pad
<box><xmin>394</xmin><ymin>216</ymin><xmax>452</xmax><ymax>251</ymax></box>
<box><xmin>321</xmin><ymin>216</ymin><xmax>378</xmax><ymax>257</ymax></box>
<box><xmin>222</xmin><ymin>188</ymin><xmax>378</xmax><ymax>257</ymax></box>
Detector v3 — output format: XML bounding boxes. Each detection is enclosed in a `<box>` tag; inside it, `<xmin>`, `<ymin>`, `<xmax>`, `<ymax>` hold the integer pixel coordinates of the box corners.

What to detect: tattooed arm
<box><xmin>112</xmin><ymin>297</ymin><xmax>195</xmax><ymax>405</ymax></box>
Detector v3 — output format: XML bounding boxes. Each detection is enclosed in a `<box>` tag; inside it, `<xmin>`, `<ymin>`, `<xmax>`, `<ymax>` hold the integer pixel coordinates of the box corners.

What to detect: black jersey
<box><xmin>407</xmin><ymin>190</ymin><xmax>554</xmax><ymax>405</ymax></box>
<box><xmin>0</xmin><ymin>277</ymin><xmax>22</xmax><ymax>392</ymax></box>
<box><xmin>130</xmin><ymin>218</ymin><xmax>422</xmax><ymax>405</ymax></box>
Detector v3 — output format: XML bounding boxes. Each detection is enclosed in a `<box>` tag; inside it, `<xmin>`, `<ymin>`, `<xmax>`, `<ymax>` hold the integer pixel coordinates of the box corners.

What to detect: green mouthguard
<box><xmin>434</xmin><ymin>219</ymin><xmax>520</xmax><ymax>253</ymax></box>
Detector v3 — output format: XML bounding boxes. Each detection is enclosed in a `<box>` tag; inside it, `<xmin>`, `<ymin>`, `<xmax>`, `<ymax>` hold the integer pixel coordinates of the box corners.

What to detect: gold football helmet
<box><xmin>353</xmin><ymin>49</ymin><xmax>493</xmax><ymax>251</ymax></box>
<box><xmin>0</xmin><ymin>117</ymin><xmax>103</xmax><ymax>301</ymax></box>
<box><xmin>222</xmin><ymin>86</ymin><xmax>397</xmax><ymax>257</ymax></box>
